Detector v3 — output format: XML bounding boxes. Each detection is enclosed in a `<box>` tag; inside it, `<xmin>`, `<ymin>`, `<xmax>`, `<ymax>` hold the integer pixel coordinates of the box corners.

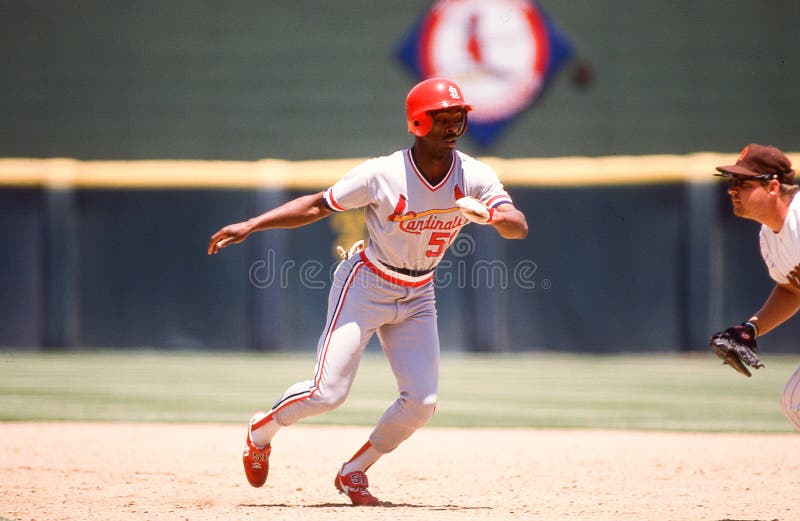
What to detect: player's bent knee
<box><xmin>403</xmin><ymin>396</ymin><xmax>437</xmax><ymax>428</ymax></box>
<box><xmin>314</xmin><ymin>388</ymin><xmax>350</xmax><ymax>411</ymax></box>
<box><xmin>780</xmin><ymin>400</ymin><xmax>800</xmax><ymax>431</ymax></box>
<box><xmin>279</xmin><ymin>382</ymin><xmax>349</xmax><ymax>413</ymax></box>
<box><xmin>780</xmin><ymin>394</ymin><xmax>800</xmax><ymax>432</ymax></box>
<box><xmin>781</xmin><ymin>368</ymin><xmax>800</xmax><ymax>431</ymax></box>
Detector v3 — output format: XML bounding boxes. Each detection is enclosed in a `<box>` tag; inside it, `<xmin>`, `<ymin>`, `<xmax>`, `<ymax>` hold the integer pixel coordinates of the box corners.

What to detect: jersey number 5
<box><xmin>426</xmin><ymin>231</ymin><xmax>458</xmax><ymax>258</ymax></box>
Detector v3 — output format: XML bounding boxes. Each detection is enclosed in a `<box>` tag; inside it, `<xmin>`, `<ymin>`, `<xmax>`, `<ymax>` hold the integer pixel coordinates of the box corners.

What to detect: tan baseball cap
<box><xmin>715</xmin><ymin>143</ymin><xmax>795</xmax><ymax>184</ymax></box>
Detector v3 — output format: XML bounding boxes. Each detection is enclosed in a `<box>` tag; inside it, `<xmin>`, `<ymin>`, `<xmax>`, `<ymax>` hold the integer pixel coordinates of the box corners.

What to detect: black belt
<box><xmin>379</xmin><ymin>260</ymin><xmax>435</xmax><ymax>277</ymax></box>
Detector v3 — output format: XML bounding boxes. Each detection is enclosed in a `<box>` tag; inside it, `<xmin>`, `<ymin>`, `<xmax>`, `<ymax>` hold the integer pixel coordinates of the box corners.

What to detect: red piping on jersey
<box><xmin>454</xmin><ymin>185</ymin><xmax>465</xmax><ymax>200</ymax></box>
<box><xmin>326</xmin><ymin>188</ymin><xmax>346</xmax><ymax>212</ymax></box>
<box><xmin>407</xmin><ymin>149</ymin><xmax>455</xmax><ymax>192</ymax></box>
<box><xmin>359</xmin><ymin>251</ymin><xmax>433</xmax><ymax>288</ymax></box>
<box><xmin>252</xmin><ymin>261</ymin><xmax>364</xmax><ymax>429</ymax></box>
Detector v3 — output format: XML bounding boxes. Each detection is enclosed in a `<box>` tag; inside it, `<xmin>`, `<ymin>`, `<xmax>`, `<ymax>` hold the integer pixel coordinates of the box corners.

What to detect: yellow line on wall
<box><xmin>0</xmin><ymin>152</ymin><xmax>774</xmax><ymax>189</ymax></box>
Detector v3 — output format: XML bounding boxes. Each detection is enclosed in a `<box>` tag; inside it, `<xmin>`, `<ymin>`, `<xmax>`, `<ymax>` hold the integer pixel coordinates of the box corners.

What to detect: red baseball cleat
<box><xmin>242</xmin><ymin>433</ymin><xmax>271</xmax><ymax>488</ymax></box>
<box><xmin>334</xmin><ymin>469</ymin><xmax>381</xmax><ymax>506</ymax></box>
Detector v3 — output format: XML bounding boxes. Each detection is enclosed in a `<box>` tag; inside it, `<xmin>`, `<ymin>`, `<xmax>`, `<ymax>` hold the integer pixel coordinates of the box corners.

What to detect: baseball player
<box><xmin>709</xmin><ymin>143</ymin><xmax>800</xmax><ymax>431</ymax></box>
<box><xmin>207</xmin><ymin>78</ymin><xmax>528</xmax><ymax>505</ymax></box>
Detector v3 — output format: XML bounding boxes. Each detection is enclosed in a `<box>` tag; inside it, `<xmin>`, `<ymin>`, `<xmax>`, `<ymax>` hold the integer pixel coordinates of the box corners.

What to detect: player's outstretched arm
<box><xmin>208</xmin><ymin>191</ymin><xmax>334</xmax><ymax>254</ymax></box>
<box><xmin>489</xmin><ymin>203</ymin><xmax>528</xmax><ymax>240</ymax></box>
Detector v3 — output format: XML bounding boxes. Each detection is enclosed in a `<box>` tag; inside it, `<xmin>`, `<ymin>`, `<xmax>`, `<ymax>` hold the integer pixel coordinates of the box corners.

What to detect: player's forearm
<box><xmin>749</xmin><ymin>284</ymin><xmax>800</xmax><ymax>336</ymax></box>
<box><xmin>247</xmin><ymin>192</ymin><xmax>333</xmax><ymax>232</ymax></box>
<box><xmin>490</xmin><ymin>207</ymin><xmax>528</xmax><ymax>239</ymax></box>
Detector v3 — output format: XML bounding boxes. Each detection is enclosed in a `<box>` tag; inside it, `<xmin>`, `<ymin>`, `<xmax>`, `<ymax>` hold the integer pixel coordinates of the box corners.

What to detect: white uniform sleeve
<box><xmin>468</xmin><ymin>159</ymin><xmax>513</xmax><ymax>209</ymax></box>
<box><xmin>759</xmin><ymin>231</ymin><xmax>789</xmax><ymax>284</ymax></box>
<box><xmin>758</xmin><ymin>196</ymin><xmax>800</xmax><ymax>285</ymax></box>
<box><xmin>323</xmin><ymin>159</ymin><xmax>376</xmax><ymax>212</ymax></box>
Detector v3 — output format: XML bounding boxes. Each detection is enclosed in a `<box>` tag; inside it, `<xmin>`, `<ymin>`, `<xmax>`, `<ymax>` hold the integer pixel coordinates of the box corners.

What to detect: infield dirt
<box><xmin>1</xmin><ymin>423</ymin><xmax>797</xmax><ymax>521</ymax></box>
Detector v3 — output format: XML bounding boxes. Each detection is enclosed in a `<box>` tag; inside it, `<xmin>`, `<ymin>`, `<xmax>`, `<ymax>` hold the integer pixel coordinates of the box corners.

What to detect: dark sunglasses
<box><xmin>718</xmin><ymin>175</ymin><xmax>771</xmax><ymax>189</ymax></box>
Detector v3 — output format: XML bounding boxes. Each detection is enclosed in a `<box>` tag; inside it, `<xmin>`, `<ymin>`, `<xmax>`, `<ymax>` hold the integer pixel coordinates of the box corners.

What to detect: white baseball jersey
<box><xmin>759</xmin><ymin>194</ymin><xmax>800</xmax><ymax>284</ymax></box>
<box><xmin>757</xmin><ymin>193</ymin><xmax>800</xmax><ymax>433</ymax></box>
<box><xmin>323</xmin><ymin>149</ymin><xmax>512</xmax><ymax>284</ymax></box>
<box><xmin>254</xmin><ymin>148</ymin><xmax>519</xmax><ymax>454</ymax></box>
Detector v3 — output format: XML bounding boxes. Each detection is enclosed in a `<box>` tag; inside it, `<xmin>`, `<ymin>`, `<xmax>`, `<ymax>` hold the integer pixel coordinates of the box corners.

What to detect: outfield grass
<box><xmin>0</xmin><ymin>350</ymin><xmax>796</xmax><ymax>432</ymax></box>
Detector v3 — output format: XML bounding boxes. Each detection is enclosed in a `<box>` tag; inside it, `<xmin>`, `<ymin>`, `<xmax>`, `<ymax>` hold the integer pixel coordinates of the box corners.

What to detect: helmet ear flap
<box><xmin>408</xmin><ymin>112</ymin><xmax>433</xmax><ymax>137</ymax></box>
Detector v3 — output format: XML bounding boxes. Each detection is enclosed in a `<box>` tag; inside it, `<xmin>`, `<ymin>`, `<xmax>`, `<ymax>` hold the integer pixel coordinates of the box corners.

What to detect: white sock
<box><xmin>341</xmin><ymin>442</ymin><xmax>383</xmax><ymax>475</ymax></box>
<box><xmin>249</xmin><ymin>413</ymin><xmax>281</xmax><ymax>448</ymax></box>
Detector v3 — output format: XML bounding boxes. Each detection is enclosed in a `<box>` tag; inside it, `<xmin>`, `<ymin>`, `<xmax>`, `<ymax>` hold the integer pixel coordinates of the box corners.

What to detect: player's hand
<box><xmin>787</xmin><ymin>263</ymin><xmax>800</xmax><ymax>289</ymax></box>
<box><xmin>336</xmin><ymin>239</ymin><xmax>365</xmax><ymax>260</ymax></box>
<box><xmin>208</xmin><ymin>222</ymin><xmax>253</xmax><ymax>254</ymax></box>
<box><xmin>456</xmin><ymin>196</ymin><xmax>493</xmax><ymax>225</ymax></box>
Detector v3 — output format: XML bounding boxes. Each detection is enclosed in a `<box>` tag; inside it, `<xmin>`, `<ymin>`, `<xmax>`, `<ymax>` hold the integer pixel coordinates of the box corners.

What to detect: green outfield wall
<box><xmin>1</xmin><ymin>1</ymin><xmax>798</xmax><ymax>159</ymax></box>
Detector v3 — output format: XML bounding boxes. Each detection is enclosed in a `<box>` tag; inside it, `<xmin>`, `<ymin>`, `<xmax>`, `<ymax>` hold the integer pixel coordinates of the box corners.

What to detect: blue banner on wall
<box><xmin>396</xmin><ymin>0</ymin><xmax>574</xmax><ymax>148</ymax></box>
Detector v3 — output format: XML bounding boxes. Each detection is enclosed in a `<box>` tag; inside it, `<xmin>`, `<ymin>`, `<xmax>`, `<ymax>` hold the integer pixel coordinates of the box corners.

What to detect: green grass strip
<box><xmin>0</xmin><ymin>351</ymin><xmax>795</xmax><ymax>432</ymax></box>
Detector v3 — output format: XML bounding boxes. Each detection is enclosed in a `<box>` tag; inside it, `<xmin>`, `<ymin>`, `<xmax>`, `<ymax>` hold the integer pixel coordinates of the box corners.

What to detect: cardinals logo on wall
<box><xmin>396</xmin><ymin>0</ymin><xmax>576</xmax><ymax>148</ymax></box>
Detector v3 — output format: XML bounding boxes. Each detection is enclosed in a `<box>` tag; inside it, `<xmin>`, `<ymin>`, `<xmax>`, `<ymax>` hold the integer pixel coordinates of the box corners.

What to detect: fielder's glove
<box><xmin>456</xmin><ymin>197</ymin><xmax>494</xmax><ymax>225</ymax></box>
<box><xmin>709</xmin><ymin>323</ymin><xmax>764</xmax><ymax>377</ymax></box>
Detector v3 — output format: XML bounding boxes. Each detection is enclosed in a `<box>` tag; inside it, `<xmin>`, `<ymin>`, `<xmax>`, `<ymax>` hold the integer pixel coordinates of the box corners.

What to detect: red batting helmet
<box><xmin>405</xmin><ymin>78</ymin><xmax>473</xmax><ymax>137</ymax></box>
